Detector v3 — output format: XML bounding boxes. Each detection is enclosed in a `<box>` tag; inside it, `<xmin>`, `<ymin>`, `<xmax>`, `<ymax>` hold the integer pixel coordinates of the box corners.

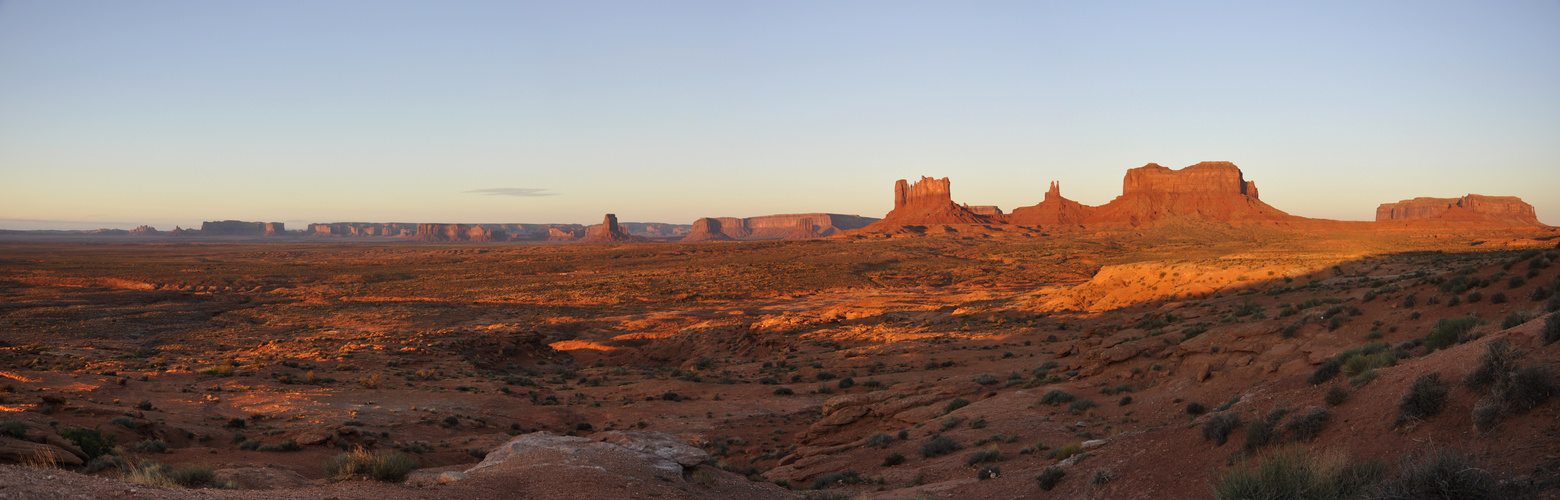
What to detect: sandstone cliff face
<box><xmin>413</xmin><ymin>224</ymin><xmax>508</xmax><ymax>242</ymax></box>
<box><xmin>200</xmin><ymin>220</ymin><xmax>286</xmax><ymax>236</ymax></box>
<box><xmin>963</xmin><ymin>205</ymin><xmax>1003</xmax><ymax>216</ymax></box>
<box><xmin>874</xmin><ymin>176</ymin><xmax>990</xmax><ymax>226</ymax></box>
<box><xmin>1376</xmin><ymin>195</ymin><xmax>1540</xmax><ymax>225</ymax></box>
<box><xmin>128</xmin><ymin>225</ymin><xmax>161</xmax><ymax>236</ymax></box>
<box><xmin>546</xmin><ymin>227</ymin><xmax>583</xmax><ymax>242</ymax></box>
<box><xmin>681</xmin><ymin>214</ymin><xmax>877</xmax><ymax>242</ymax></box>
<box><xmin>1085</xmin><ymin>162</ymin><xmax>1292</xmax><ymax>226</ymax></box>
<box><xmin>1006</xmin><ymin>182</ymin><xmax>1097</xmax><ymax>225</ymax></box>
<box><xmin>581</xmin><ymin>214</ymin><xmax>642</xmax><ymax>243</ymax></box>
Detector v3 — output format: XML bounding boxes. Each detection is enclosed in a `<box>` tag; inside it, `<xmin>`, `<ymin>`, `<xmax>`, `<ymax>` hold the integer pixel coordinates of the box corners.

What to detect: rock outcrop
<box><xmin>413</xmin><ymin>224</ymin><xmax>508</xmax><ymax>242</ymax></box>
<box><xmin>1084</xmin><ymin>162</ymin><xmax>1292</xmax><ymax>225</ymax></box>
<box><xmin>682</xmin><ymin>214</ymin><xmax>876</xmax><ymax>242</ymax></box>
<box><xmin>581</xmin><ymin>214</ymin><xmax>643</xmax><ymax>243</ymax></box>
<box><xmin>1006</xmin><ymin>182</ymin><xmax>1097</xmax><ymax>225</ymax></box>
<box><xmin>1376</xmin><ymin>195</ymin><xmax>1541</xmax><ymax>226</ymax></box>
<box><xmin>963</xmin><ymin>205</ymin><xmax>1004</xmax><ymax>216</ymax></box>
<box><xmin>866</xmin><ymin>176</ymin><xmax>990</xmax><ymax>227</ymax></box>
<box><xmin>546</xmin><ymin>227</ymin><xmax>583</xmax><ymax>242</ymax></box>
<box><xmin>199</xmin><ymin>220</ymin><xmax>286</xmax><ymax>236</ymax></box>
<box><xmin>128</xmin><ymin>225</ymin><xmax>161</xmax><ymax>236</ymax></box>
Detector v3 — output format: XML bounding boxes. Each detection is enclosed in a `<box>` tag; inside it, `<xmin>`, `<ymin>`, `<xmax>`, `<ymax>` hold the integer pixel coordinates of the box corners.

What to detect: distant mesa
<box><xmin>201</xmin><ymin>220</ymin><xmax>286</xmax><ymax>236</ymax></box>
<box><xmin>862</xmin><ymin>176</ymin><xmax>991</xmax><ymax>229</ymax></box>
<box><xmin>1376</xmin><ymin>195</ymin><xmax>1541</xmax><ymax>226</ymax></box>
<box><xmin>547</xmin><ymin>227</ymin><xmax>583</xmax><ymax>242</ymax></box>
<box><xmin>166</xmin><ymin>226</ymin><xmax>195</xmax><ymax>236</ymax></box>
<box><xmin>1082</xmin><ymin>162</ymin><xmax>1292</xmax><ymax>226</ymax></box>
<box><xmin>310</xmin><ymin>222</ymin><xmax>417</xmax><ymax>237</ymax></box>
<box><xmin>128</xmin><ymin>225</ymin><xmax>161</xmax><ymax>236</ymax></box>
<box><xmin>963</xmin><ymin>205</ymin><xmax>1003</xmax><ymax>216</ymax></box>
<box><xmin>413</xmin><ymin>223</ymin><xmax>508</xmax><ymax>243</ymax></box>
<box><xmin>580</xmin><ymin>214</ymin><xmax>644</xmax><ymax>243</ymax></box>
<box><xmin>1007</xmin><ymin>182</ymin><xmax>1096</xmax><ymax>225</ymax></box>
<box><xmin>682</xmin><ymin>214</ymin><xmax>876</xmax><ymax>242</ymax></box>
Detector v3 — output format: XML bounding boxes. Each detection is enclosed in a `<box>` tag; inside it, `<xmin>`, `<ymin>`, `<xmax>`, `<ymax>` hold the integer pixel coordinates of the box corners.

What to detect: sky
<box><xmin>1</xmin><ymin>1</ymin><xmax>1557</xmax><ymax>229</ymax></box>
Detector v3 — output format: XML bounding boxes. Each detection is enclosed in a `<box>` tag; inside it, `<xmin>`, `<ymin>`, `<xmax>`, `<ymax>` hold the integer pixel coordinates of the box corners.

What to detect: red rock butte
<box><xmin>581</xmin><ymin>213</ymin><xmax>643</xmax><ymax>243</ymax></box>
<box><xmin>1377</xmin><ymin>194</ymin><xmax>1540</xmax><ymax>226</ymax></box>
<box><xmin>1082</xmin><ymin>161</ymin><xmax>1292</xmax><ymax>226</ymax></box>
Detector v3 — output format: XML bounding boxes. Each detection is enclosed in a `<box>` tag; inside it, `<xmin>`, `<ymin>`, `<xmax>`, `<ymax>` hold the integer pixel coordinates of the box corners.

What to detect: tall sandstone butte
<box><xmin>581</xmin><ymin>214</ymin><xmax>642</xmax><ymax>243</ymax></box>
<box><xmin>874</xmin><ymin>176</ymin><xmax>989</xmax><ymax>226</ymax></box>
<box><xmin>1084</xmin><ymin>162</ymin><xmax>1292</xmax><ymax>226</ymax></box>
<box><xmin>1006</xmin><ymin>182</ymin><xmax>1096</xmax><ymax>225</ymax></box>
<box><xmin>1376</xmin><ymin>195</ymin><xmax>1541</xmax><ymax>226</ymax></box>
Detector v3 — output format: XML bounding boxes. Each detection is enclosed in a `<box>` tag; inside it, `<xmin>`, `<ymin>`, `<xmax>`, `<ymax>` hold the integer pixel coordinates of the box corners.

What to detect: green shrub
<box><xmin>237</xmin><ymin>439</ymin><xmax>262</xmax><ymax>450</ymax></box>
<box><xmin>972</xmin><ymin>374</ymin><xmax>997</xmax><ymax>385</ymax></box>
<box><xmin>123</xmin><ymin>461</ymin><xmax>217</xmax><ymax>488</ymax></box>
<box><xmin>61</xmin><ymin>426</ymin><xmax>116</xmax><ymax>460</ymax></box>
<box><xmin>1544</xmin><ymin>314</ymin><xmax>1560</xmax><ymax>345</ymax></box>
<box><xmin>1203</xmin><ymin>414</ymin><xmax>1242</xmax><ymax>446</ymax></box>
<box><xmin>944</xmin><ymin>397</ymin><xmax>970</xmax><ymax>413</ymax></box>
<box><xmin>1186</xmin><ymin>402</ymin><xmax>1206</xmax><ymax>415</ymax></box>
<box><xmin>108</xmin><ymin>416</ymin><xmax>137</xmax><ymax>430</ymax></box>
<box><xmin>773</xmin><ymin>387</ymin><xmax>794</xmax><ymax>396</ymax></box>
<box><xmin>1397</xmin><ymin>373</ymin><xmax>1448</xmax><ymax>424</ymax></box>
<box><xmin>881</xmin><ymin>452</ymin><xmax>905</xmax><ymax>466</ymax></box>
<box><xmin>1464</xmin><ymin>339</ymin><xmax>1518</xmax><ymax>391</ymax></box>
<box><xmin>1372</xmin><ymin>448</ymin><xmax>1497</xmax><ymax>499</ymax></box>
<box><xmin>864</xmin><ymin>432</ymin><xmax>893</xmax><ymax>448</ymax></box>
<box><xmin>1501</xmin><ymin>310</ymin><xmax>1533</xmax><ymax>330</ymax></box>
<box><xmin>1324</xmin><ymin>386</ymin><xmax>1349</xmax><ymax>406</ymax></box>
<box><xmin>918</xmin><ymin>435</ymin><xmax>961</xmax><ymax>458</ymax></box>
<box><xmin>1211</xmin><ymin>448</ymin><xmax>1382</xmax><ymax>500</ymax></box>
<box><xmin>977</xmin><ymin>465</ymin><xmax>1001</xmax><ymax>480</ymax></box>
<box><xmin>1040</xmin><ymin>390</ymin><xmax>1074</xmax><ymax>405</ymax></box>
<box><xmin>1047</xmin><ymin>442</ymin><xmax>1083</xmax><ymax>461</ymax></box>
<box><xmin>134</xmin><ymin>439</ymin><xmax>169</xmax><ymax>453</ymax></box>
<box><xmin>1282</xmin><ymin>408</ymin><xmax>1331</xmax><ymax>442</ymax></box>
<box><xmin>1067</xmin><ymin>399</ymin><xmax>1096</xmax><ymax>414</ymax></box>
<box><xmin>325</xmin><ymin>449</ymin><xmax>419</xmax><ymax>482</ymax></box>
<box><xmin>1037</xmin><ymin>467</ymin><xmax>1066</xmax><ymax>491</ymax></box>
<box><xmin>1425</xmin><ymin>314</ymin><xmax>1480</xmax><ymax>350</ymax></box>
<box><xmin>809</xmin><ymin>470</ymin><xmax>863</xmax><ymax>490</ymax></box>
<box><xmin>1491</xmin><ymin>292</ymin><xmax>1507</xmax><ymax>304</ymax></box>
<box><xmin>1243</xmin><ymin>418</ymin><xmax>1276</xmax><ymax>453</ymax></box>
<box><xmin>257</xmin><ymin>439</ymin><xmax>301</xmax><ymax>452</ymax></box>
<box><xmin>0</xmin><ymin>420</ymin><xmax>26</xmax><ymax>439</ymax></box>
<box><xmin>1509</xmin><ymin>366</ymin><xmax>1558</xmax><ymax>411</ymax></box>
<box><xmin>965</xmin><ymin>447</ymin><xmax>1002</xmax><ymax>466</ymax></box>
<box><xmin>836</xmin><ymin>377</ymin><xmax>854</xmax><ymax>389</ymax></box>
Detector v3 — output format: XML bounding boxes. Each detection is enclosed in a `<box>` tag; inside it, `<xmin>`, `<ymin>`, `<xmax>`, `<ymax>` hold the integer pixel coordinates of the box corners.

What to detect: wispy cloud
<box><xmin>464</xmin><ymin>188</ymin><xmax>557</xmax><ymax>197</ymax></box>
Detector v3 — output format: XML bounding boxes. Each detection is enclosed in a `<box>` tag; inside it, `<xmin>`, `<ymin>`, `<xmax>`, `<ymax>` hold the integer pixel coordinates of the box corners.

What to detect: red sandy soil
<box><xmin>2</xmin><ymin>221</ymin><xmax>1560</xmax><ymax>499</ymax></box>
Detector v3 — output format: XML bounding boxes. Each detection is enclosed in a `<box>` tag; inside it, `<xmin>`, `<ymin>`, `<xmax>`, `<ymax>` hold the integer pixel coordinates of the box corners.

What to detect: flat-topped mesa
<box><xmin>581</xmin><ymin>214</ymin><xmax>643</xmax><ymax>243</ymax></box>
<box><xmin>1085</xmin><ymin>162</ymin><xmax>1292</xmax><ymax>226</ymax></box>
<box><xmin>413</xmin><ymin>223</ymin><xmax>508</xmax><ymax>242</ymax></box>
<box><xmin>681</xmin><ymin>213</ymin><xmax>876</xmax><ymax>242</ymax></box>
<box><xmin>199</xmin><ymin>220</ymin><xmax>287</xmax><ymax>236</ymax></box>
<box><xmin>1376</xmin><ymin>194</ymin><xmax>1541</xmax><ymax>226</ymax></box>
<box><xmin>1006</xmin><ymin>181</ymin><xmax>1097</xmax><ymax>225</ymax></box>
<box><xmin>875</xmin><ymin>176</ymin><xmax>990</xmax><ymax>226</ymax></box>
<box><xmin>682</xmin><ymin>218</ymin><xmax>735</xmax><ymax>242</ymax></box>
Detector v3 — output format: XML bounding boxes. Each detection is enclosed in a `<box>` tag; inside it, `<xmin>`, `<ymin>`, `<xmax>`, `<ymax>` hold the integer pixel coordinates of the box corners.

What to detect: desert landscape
<box><xmin>3</xmin><ymin>162</ymin><xmax>1560</xmax><ymax>499</ymax></box>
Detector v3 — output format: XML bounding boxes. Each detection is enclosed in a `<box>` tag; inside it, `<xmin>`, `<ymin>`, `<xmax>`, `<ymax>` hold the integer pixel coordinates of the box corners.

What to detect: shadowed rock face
<box><xmin>1376</xmin><ymin>195</ymin><xmax>1541</xmax><ymax>225</ymax></box>
<box><xmin>1085</xmin><ymin>162</ymin><xmax>1292</xmax><ymax>226</ymax></box>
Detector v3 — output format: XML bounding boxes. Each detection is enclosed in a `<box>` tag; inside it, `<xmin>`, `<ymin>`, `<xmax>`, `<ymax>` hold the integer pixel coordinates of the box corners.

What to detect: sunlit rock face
<box><xmin>1376</xmin><ymin>195</ymin><xmax>1541</xmax><ymax>226</ymax></box>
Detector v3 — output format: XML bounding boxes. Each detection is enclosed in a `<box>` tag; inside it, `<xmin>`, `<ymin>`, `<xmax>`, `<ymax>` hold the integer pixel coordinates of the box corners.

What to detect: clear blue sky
<box><xmin>2</xmin><ymin>1</ymin><xmax>1557</xmax><ymax>229</ymax></box>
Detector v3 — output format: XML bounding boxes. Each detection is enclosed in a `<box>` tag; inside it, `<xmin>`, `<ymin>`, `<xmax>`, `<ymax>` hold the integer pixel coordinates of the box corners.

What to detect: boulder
<box><xmin>588</xmin><ymin>430</ymin><xmax>709</xmax><ymax>467</ymax></box>
<box><xmin>0</xmin><ymin>437</ymin><xmax>84</xmax><ymax>467</ymax></box>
